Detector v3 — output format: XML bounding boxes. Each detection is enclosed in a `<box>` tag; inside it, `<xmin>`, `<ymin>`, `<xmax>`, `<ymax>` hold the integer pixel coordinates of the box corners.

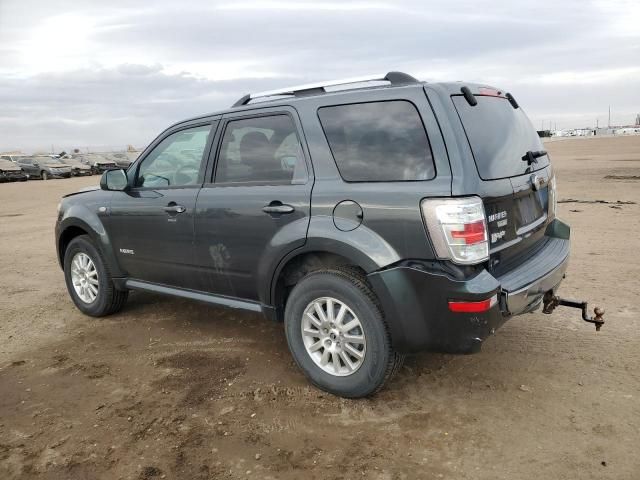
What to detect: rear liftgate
<box><xmin>542</xmin><ymin>292</ymin><xmax>605</xmax><ymax>331</ymax></box>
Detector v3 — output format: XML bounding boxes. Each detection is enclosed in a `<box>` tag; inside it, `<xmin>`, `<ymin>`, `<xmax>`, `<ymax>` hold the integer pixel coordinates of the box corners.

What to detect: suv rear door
<box><xmin>193</xmin><ymin>107</ymin><xmax>312</xmax><ymax>301</ymax></box>
<box><xmin>450</xmin><ymin>89</ymin><xmax>554</xmax><ymax>272</ymax></box>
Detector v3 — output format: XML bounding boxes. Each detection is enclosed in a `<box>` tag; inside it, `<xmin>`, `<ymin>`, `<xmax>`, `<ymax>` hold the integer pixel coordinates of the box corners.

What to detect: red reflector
<box><xmin>478</xmin><ymin>87</ymin><xmax>504</xmax><ymax>97</ymax></box>
<box><xmin>450</xmin><ymin>220</ymin><xmax>486</xmax><ymax>244</ymax></box>
<box><xmin>448</xmin><ymin>296</ymin><xmax>496</xmax><ymax>313</ymax></box>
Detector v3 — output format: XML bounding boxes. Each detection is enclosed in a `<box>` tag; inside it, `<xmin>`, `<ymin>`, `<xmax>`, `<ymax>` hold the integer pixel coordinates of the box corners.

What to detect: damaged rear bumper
<box><xmin>368</xmin><ymin>221</ymin><xmax>571</xmax><ymax>354</ymax></box>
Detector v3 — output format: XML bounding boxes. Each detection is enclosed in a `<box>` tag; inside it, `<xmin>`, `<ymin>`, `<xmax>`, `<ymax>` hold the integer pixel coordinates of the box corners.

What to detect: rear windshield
<box><xmin>318</xmin><ymin>100</ymin><xmax>435</xmax><ymax>182</ymax></box>
<box><xmin>452</xmin><ymin>95</ymin><xmax>548</xmax><ymax>180</ymax></box>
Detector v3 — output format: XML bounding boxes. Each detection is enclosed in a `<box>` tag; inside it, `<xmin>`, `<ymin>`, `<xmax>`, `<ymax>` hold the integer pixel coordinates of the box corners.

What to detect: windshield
<box><xmin>452</xmin><ymin>95</ymin><xmax>549</xmax><ymax>180</ymax></box>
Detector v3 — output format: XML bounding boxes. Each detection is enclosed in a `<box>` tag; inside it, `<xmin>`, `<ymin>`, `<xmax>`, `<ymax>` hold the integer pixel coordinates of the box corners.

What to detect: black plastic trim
<box><xmin>125</xmin><ymin>279</ymin><xmax>263</xmax><ymax>312</ymax></box>
<box><xmin>460</xmin><ymin>86</ymin><xmax>477</xmax><ymax>106</ymax></box>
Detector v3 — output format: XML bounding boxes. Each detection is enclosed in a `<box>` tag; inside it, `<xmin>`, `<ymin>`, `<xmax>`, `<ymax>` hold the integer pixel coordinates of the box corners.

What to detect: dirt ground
<box><xmin>1</xmin><ymin>136</ymin><xmax>639</xmax><ymax>480</ymax></box>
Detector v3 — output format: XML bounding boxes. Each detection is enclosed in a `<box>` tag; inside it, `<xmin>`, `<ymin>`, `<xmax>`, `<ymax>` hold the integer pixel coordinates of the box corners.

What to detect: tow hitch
<box><xmin>542</xmin><ymin>292</ymin><xmax>605</xmax><ymax>331</ymax></box>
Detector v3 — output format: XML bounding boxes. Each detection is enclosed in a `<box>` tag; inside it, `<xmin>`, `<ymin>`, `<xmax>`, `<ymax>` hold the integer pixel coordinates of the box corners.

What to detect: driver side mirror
<box><xmin>100</xmin><ymin>169</ymin><xmax>128</xmax><ymax>191</ymax></box>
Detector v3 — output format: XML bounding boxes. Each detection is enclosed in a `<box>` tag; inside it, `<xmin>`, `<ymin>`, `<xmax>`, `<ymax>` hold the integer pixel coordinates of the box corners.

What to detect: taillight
<box><xmin>421</xmin><ymin>196</ymin><xmax>489</xmax><ymax>265</ymax></box>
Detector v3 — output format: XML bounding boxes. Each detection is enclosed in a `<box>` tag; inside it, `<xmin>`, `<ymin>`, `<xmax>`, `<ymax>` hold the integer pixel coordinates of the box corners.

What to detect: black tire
<box><xmin>41</xmin><ymin>170</ymin><xmax>49</xmax><ymax>180</ymax></box>
<box><xmin>63</xmin><ymin>235</ymin><xmax>128</xmax><ymax>317</ymax></box>
<box><xmin>284</xmin><ymin>268</ymin><xmax>403</xmax><ymax>398</ymax></box>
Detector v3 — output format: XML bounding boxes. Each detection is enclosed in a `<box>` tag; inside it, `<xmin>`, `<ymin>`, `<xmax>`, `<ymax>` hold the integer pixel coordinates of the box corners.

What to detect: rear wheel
<box><xmin>284</xmin><ymin>268</ymin><xmax>403</xmax><ymax>398</ymax></box>
<box><xmin>63</xmin><ymin>235</ymin><xmax>128</xmax><ymax>316</ymax></box>
<box><xmin>41</xmin><ymin>170</ymin><xmax>49</xmax><ymax>180</ymax></box>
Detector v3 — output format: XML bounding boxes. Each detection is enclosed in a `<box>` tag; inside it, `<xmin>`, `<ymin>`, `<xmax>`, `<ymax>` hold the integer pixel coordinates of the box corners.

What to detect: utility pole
<box><xmin>608</xmin><ymin>105</ymin><xmax>611</xmax><ymax>128</ymax></box>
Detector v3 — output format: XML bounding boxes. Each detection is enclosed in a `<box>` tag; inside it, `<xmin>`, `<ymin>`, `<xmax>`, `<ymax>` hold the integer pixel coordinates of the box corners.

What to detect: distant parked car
<box><xmin>106</xmin><ymin>152</ymin><xmax>134</xmax><ymax>169</ymax></box>
<box><xmin>77</xmin><ymin>155</ymin><xmax>119</xmax><ymax>175</ymax></box>
<box><xmin>16</xmin><ymin>156</ymin><xmax>72</xmax><ymax>180</ymax></box>
<box><xmin>62</xmin><ymin>157</ymin><xmax>93</xmax><ymax>176</ymax></box>
<box><xmin>0</xmin><ymin>154</ymin><xmax>24</xmax><ymax>164</ymax></box>
<box><xmin>0</xmin><ymin>158</ymin><xmax>28</xmax><ymax>182</ymax></box>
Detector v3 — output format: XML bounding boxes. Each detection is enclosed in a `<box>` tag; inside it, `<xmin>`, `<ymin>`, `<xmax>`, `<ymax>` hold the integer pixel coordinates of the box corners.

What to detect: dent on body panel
<box><xmin>209</xmin><ymin>244</ymin><xmax>231</xmax><ymax>271</ymax></box>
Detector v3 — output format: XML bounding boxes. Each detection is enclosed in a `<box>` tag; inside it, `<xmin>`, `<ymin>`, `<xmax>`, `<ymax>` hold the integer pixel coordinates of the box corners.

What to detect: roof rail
<box><xmin>232</xmin><ymin>71</ymin><xmax>419</xmax><ymax>107</ymax></box>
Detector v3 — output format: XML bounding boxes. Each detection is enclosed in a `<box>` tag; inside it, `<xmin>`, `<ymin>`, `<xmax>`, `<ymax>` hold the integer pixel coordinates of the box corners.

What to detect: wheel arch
<box><xmin>57</xmin><ymin>208</ymin><xmax>124</xmax><ymax>277</ymax></box>
<box><xmin>267</xmin><ymin>235</ymin><xmax>393</xmax><ymax>321</ymax></box>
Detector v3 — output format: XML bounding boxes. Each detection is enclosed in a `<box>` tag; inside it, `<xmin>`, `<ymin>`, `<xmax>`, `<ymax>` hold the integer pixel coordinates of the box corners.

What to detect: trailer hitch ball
<box><xmin>593</xmin><ymin>306</ymin><xmax>605</xmax><ymax>331</ymax></box>
<box><xmin>542</xmin><ymin>292</ymin><xmax>605</xmax><ymax>331</ymax></box>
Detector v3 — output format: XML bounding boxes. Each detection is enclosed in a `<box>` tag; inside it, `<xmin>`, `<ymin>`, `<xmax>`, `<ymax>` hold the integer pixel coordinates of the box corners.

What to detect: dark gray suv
<box><xmin>55</xmin><ymin>72</ymin><xmax>602</xmax><ymax>397</ymax></box>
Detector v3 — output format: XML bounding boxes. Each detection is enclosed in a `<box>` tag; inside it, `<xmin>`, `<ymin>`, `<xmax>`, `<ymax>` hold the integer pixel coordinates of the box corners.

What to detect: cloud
<box><xmin>0</xmin><ymin>0</ymin><xmax>639</xmax><ymax>151</ymax></box>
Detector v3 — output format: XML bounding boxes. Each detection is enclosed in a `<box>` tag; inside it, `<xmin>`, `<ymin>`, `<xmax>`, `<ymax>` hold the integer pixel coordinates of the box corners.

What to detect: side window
<box><xmin>318</xmin><ymin>100</ymin><xmax>435</xmax><ymax>182</ymax></box>
<box><xmin>215</xmin><ymin>114</ymin><xmax>306</xmax><ymax>184</ymax></box>
<box><xmin>135</xmin><ymin>125</ymin><xmax>211</xmax><ymax>188</ymax></box>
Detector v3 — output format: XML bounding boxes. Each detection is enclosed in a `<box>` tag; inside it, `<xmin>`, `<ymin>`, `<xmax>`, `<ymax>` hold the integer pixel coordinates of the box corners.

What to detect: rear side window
<box><xmin>318</xmin><ymin>101</ymin><xmax>435</xmax><ymax>182</ymax></box>
<box><xmin>452</xmin><ymin>95</ymin><xmax>549</xmax><ymax>180</ymax></box>
<box><xmin>215</xmin><ymin>114</ymin><xmax>307</xmax><ymax>185</ymax></box>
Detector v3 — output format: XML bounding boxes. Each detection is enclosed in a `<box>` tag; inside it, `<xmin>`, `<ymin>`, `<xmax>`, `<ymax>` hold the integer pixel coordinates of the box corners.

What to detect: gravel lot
<box><xmin>1</xmin><ymin>135</ymin><xmax>639</xmax><ymax>479</ymax></box>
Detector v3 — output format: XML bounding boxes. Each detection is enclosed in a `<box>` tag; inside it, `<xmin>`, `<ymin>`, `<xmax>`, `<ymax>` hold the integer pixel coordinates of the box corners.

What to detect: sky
<box><xmin>0</xmin><ymin>0</ymin><xmax>639</xmax><ymax>153</ymax></box>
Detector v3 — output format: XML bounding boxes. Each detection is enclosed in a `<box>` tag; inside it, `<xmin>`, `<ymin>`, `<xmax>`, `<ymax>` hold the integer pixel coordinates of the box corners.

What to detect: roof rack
<box><xmin>232</xmin><ymin>71</ymin><xmax>419</xmax><ymax>107</ymax></box>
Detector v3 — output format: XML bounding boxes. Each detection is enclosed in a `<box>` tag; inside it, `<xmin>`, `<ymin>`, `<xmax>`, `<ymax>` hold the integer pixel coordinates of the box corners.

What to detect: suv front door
<box><xmin>194</xmin><ymin>109</ymin><xmax>312</xmax><ymax>302</ymax></box>
<box><xmin>106</xmin><ymin>122</ymin><xmax>217</xmax><ymax>289</ymax></box>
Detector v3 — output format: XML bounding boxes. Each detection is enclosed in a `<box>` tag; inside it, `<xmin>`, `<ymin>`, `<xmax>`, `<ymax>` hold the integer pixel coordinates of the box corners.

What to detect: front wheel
<box><xmin>41</xmin><ymin>170</ymin><xmax>49</xmax><ymax>180</ymax></box>
<box><xmin>63</xmin><ymin>235</ymin><xmax>128</xmax><ymax>316</ymax></box>
<box><xmin>284</xmin><ymin>268</ymin><xmax>403</xmax><ymax>398</ymax></box>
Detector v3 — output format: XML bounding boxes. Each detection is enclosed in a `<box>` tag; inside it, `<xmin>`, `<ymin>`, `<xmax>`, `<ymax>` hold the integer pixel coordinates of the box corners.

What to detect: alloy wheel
<box><xmin>301</xmin><ymin>297</ymin><xmax>366</xmax><ymax>376</ymax></box>
<box><xmin>70</xmin><ymin>252</ymin><xmax>99</xmax><ymax>303</ymax></box>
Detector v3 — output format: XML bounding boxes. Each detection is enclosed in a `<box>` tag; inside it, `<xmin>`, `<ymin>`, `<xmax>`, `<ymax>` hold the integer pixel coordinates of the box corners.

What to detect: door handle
<box><xmin>164</xmin><ymin>205</ymin><xmax>186</xmax><ymax>214</ymax></box>
<box><xmin>262</xmin><ymin>202</ymin><xmax>295</xmax><ymax>214</ymax></box>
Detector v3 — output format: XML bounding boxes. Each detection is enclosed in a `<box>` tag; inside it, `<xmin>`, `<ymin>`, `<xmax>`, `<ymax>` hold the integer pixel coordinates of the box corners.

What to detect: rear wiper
<box><xmin>522</xmin><ymin>150</ymin><xmax>547</xmax><ymax>165</ymax></box>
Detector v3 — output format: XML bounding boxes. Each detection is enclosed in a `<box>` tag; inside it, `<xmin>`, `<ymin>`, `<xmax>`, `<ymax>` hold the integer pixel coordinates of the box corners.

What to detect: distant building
<box><xmin>616</xmin><ymin>127</ymin><xmax>640</xmax><ymax>135</ymax></box>
<box><xmin>554</xmin><ymin>128</ymin><xmax>595</xmax><ymax>137</ymax></box>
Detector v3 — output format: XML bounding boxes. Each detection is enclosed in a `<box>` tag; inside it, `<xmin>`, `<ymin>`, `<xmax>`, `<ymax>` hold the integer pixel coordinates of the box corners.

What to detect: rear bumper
<box><xmin>500</xmin><ymin>236</ymin><xmax>569</xmax><ymax>315</ymax></box>
<box><xmin>368</xmin><ymin>223</ymin><xmax>570</xmax><ymax>354</ymax></box>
